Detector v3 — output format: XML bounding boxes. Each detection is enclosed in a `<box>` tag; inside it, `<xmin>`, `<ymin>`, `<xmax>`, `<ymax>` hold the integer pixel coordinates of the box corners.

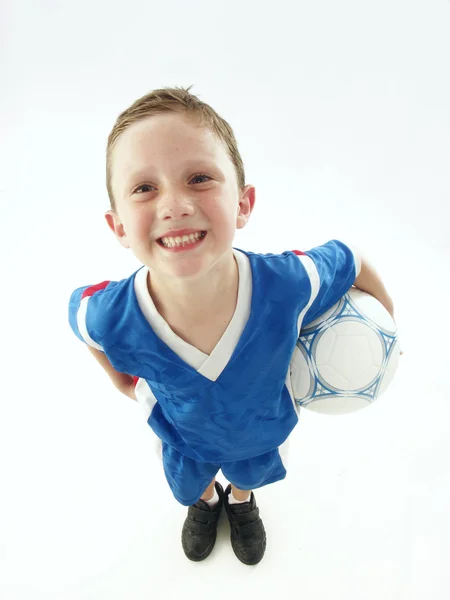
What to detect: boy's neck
<box><xmin>147</xmin><ymin>250</ymin><xmax>239</xmax><ymax>322</ymax></box>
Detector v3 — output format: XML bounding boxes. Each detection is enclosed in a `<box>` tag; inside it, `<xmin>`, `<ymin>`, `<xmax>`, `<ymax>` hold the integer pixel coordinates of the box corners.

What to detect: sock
<box><xmin>204</xmin><ymin>487</ymin><xmax>219</xmax><ymax>508</ymax></box>
<box><xmin>229</xmin><ymin>489</ymin><xmax>251</xmax><ymax>505</ymax></box>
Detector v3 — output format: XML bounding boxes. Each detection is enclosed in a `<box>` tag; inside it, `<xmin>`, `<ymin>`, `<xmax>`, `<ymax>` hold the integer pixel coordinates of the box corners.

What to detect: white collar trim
<box><xmin>134</xmin><ymin>249</ymin><xmax>252</xmax><ymax>382</ymax></box>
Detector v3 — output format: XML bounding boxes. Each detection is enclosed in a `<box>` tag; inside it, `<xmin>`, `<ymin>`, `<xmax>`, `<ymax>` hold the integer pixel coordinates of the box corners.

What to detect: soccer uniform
<box><xmin>68</xmin><ymin>240</ymin><xmax>361</xmax><ymax>506</ymax></box>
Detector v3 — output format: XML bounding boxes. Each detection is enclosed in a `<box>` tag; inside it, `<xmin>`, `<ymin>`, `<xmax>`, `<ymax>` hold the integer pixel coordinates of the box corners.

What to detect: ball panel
<box><xmin>325</xmin><ymin>329</ymin><xmax>382</xmax><ymax>382</ymax></box>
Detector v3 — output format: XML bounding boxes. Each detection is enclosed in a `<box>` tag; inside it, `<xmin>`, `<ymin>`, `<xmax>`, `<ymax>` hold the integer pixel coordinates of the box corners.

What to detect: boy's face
<box><xmin>105</xmin><ymin>112</ymin><xmax>255</xmax><ymax>280</ymax></box>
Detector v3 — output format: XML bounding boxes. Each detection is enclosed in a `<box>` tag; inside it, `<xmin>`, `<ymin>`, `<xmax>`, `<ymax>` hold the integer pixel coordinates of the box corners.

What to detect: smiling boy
<box><xmin>68</xmin><ymin>86</ymin><xmax>395</xmax><ymax>565</ymax></box>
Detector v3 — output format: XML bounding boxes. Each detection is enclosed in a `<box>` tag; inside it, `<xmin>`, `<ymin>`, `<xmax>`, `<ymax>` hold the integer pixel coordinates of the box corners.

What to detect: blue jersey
<box><xmin>68</xmin><ymin>240</ymin><xmax>360</xmax><ymax>465</ymax></box>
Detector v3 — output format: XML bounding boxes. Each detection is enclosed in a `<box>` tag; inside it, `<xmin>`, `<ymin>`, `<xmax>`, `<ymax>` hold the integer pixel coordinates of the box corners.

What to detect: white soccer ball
<box><xmin>290</xmin><ymin>288</ymin><xmax>400</xmax><ymax>415</ymax></box>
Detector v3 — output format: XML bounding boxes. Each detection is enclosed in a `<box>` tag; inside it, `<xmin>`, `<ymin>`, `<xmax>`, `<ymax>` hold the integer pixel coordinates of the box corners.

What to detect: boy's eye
<box><xmin>135</xmin><ymin>184</ymin><xmax>153</xmax><ymax>194</ymax></box>
<box><xmin>133</xmin><ymin>173</ymin><xmax>211</xmax><ymax>194</ymax></box>
<box><xmin>190</xmin><ymin>174</ymin><xmax>211</xmax><ymax>184</ymax></box>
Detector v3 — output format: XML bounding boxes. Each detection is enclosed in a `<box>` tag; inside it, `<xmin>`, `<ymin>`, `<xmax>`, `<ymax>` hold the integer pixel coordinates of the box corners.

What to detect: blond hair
<box><xmin>106</xmin><ymin>85</ymin><xmax>246</xmax><ymax>212</ymax></box>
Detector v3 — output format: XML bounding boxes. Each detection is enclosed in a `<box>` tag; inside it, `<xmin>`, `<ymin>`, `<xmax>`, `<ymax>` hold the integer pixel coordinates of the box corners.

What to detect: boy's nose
<box><xmin>157</xmin><ymin>195</ymin><xmax>195</xmax><ymax>220</ymax></box>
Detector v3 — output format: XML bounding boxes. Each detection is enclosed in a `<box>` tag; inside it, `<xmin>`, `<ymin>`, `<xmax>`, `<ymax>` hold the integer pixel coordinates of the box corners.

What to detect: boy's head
<box><xmin>104</xmin><ymin>86</ymin><xmax>255</xmax><ymax>278</ymax></box>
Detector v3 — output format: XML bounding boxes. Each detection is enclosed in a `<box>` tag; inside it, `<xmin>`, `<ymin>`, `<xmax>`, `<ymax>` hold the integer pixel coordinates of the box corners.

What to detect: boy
<box><xmin>68</xmin><ymin>86</ymin><xmax>395</xmax><ymax>565</ymax></box>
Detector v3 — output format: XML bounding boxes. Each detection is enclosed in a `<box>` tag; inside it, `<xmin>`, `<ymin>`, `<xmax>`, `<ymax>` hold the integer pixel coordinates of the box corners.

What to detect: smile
<box><xmin>157</xmin><ymin>231</ymin><xmax>207</xmax><ymax>249</ymax></box>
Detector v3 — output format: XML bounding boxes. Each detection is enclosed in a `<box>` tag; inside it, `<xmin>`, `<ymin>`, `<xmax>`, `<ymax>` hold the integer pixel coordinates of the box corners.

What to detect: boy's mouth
<box><xmin>157</xmin><ymin>231</ymin><xmax>207</xmax><ymax>249</ymax></box>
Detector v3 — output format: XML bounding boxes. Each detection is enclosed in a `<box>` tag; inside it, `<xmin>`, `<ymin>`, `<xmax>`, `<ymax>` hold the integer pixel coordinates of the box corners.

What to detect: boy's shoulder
<box><xmin>234</xmin><ymin>247</ymin><xmax>312</xmax><ymax>281</ymax></box>
<box><xmin>68</xmin><ymin>266</ymin><xmax>145</xmax><ymax>344</ymax></box>
<box><xmin>238</xmin><ymin>240</ymin><xmax>359</xmax><ymax>272</ymax></box>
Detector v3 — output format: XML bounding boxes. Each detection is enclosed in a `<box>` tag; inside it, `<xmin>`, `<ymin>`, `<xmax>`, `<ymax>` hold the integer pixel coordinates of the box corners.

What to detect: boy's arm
<box><xmin>353</xmin><ymin>255</ymin><xmax>394</xmax><ymax>319</ymax></box>
<box><xmin>87</xmin><ymin>346</ymin><xmax>137</xmax><ymax>401</ymax></box>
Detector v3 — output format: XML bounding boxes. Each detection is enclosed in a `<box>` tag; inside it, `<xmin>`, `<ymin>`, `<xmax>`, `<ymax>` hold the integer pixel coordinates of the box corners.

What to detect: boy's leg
<box><xmin>201</xmin><ymin>481</ymin><xmax>251</xmax><ymax>504</ymax></box>
<box><xmin>230</xmin><ymin>484</ymin><xmax>251</xmax><ymax>502</ymax></box>
<box><xmin>200</xmin><ymin>478</ymin><xmax>216</xmax><ymax>501</ymax></box>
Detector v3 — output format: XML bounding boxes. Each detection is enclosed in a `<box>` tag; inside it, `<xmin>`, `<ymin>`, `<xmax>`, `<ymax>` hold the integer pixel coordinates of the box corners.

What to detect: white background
<box><xmin>1</xmin><ymin>0</ymin><xmax>449</xmax><ymax>598</ymax></box>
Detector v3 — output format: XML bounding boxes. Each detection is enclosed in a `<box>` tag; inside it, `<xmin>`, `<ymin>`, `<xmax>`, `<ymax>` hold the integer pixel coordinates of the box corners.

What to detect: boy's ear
<box><xmin>236</xmin><ymin>185</ymin><xmax>256</xmax><ymax>230</ymax></box>
<box><xmin>104</xmin><ymin>210</ymin><xmax>130</xmax><ymax>249</ymax></box>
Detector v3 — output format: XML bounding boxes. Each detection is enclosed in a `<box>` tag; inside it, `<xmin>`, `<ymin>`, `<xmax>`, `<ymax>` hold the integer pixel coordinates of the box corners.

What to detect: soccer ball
<box><xmin>290</xmin><ymin>288</ymin><xmax>400</xmax><ymax>415</ymax></box>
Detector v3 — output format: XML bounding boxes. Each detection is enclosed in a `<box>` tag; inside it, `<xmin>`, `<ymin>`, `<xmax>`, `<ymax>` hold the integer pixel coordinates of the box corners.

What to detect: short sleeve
<box><xmin>297</xmin><ymin>240</ymin><xmax>362</xmax><ymax>327</ymax></box>
<box><xmin>68</xmin><ymin>281</ymin><xmax>111</xmax><ymax>351</ymax></box>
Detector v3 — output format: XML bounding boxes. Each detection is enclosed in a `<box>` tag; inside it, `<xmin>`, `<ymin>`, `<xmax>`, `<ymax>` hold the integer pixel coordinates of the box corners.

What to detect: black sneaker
<box><xmin>223</xmin><ymin>484</ymin><xmax>266</xmax><ymax>565</ymax></box>
<box><xmin>181</xmin><ymin>481</ymin><xmax>224</xmax><ymax>561</ymax></box>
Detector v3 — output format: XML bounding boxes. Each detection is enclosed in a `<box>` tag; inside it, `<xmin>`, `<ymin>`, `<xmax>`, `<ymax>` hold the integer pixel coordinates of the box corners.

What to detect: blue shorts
<box><xmin>161</xmin><ymin>442</ymin><xmax>288</xmax><ymax>506</ymax></box>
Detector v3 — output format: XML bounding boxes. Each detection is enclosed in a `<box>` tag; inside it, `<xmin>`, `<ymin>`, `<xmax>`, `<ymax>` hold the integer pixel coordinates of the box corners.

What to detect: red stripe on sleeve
<box><xmin>133</xmin><ymin>376</ymin><xmax>139</xmax><ymax>388</ymax></box>
<box><xmin>81</xmin><ymin>281</ymin><xmax>111</xmax><ymax>299</ymax></box>
<box><xmin>292</xmin><ymin>250</ymin><xmax>306</xmax><ymax>256</ymax></box>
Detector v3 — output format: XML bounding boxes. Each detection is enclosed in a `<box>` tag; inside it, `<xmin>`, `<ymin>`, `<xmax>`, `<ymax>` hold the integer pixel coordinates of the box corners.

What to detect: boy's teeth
<box><xmin>160</xmin><ymin>231</ymin><xmax>204</xmax><ymax>247</ymax></box>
